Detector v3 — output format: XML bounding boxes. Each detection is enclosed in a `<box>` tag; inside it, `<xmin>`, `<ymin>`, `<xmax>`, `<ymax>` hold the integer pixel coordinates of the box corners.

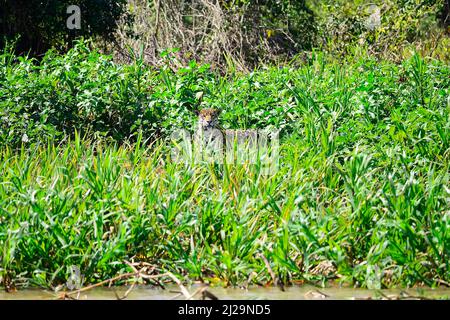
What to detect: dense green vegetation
<box><xmin>1</xmin><ymin>41</ymin><xmax>449</xmax><ymax>289</ymax></box>
<box><xmin>0</xmin><ymin>0</ymin><xmax>130</xmax><ymax>56</ymax></box>
<box><xmin>2</xmin><ymin>1</ymin><xmax>449</xmax><ymax>67</ymax></box>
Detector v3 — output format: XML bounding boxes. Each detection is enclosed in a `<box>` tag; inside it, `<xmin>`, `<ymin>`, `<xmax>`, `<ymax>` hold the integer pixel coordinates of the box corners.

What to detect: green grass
<box><xmin>0</xmin><ymin>42</ymin><xmax>449</xmax><ymax>290</ymax></box>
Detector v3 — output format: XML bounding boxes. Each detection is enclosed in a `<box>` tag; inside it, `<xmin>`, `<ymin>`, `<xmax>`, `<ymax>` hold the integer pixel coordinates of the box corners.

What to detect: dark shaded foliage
<box><xmin>0</xmin><ymin>0</ymin><xmax>130</xmax><ymax>56</ymax></box>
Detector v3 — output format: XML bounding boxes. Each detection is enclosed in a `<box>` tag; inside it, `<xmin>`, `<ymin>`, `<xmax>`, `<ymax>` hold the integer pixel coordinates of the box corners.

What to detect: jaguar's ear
<box><xmin>215</xmin><ymin>109</ymin><xmax>222</xmax><ymax>116</ymax></box>
<box><xmin>194</xmin><ymin>109</ymin><xmax>200</xmax><ymax>116</ymax></box>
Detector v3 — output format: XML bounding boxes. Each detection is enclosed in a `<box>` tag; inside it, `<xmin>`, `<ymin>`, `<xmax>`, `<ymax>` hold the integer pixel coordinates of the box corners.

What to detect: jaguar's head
<box><xmin>196</xmin><ymin>108</ymin><xmax>221</xmax><ymax>130</ymax></box>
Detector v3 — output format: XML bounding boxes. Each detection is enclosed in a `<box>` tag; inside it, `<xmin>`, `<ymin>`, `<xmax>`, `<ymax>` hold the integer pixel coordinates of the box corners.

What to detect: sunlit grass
<box><xmin>0</xmin><ymin>44</ymin><xmax>449</xmax><ymax>289</ymax></box>
<box><xmin>0</xmin><ymin>126</ymin><xmax>448</xmax><ymax>289</ymax></box>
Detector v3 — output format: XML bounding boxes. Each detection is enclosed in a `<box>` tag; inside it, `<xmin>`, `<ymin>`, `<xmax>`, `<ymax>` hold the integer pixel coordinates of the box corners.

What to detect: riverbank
<box><xmin>1</xmin><ymin>45</ymin><xmax>449</xmax><ymax>290</ymax></box>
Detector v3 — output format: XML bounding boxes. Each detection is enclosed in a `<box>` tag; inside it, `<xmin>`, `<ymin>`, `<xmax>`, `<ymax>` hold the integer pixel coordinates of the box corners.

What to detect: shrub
<box><xmin>0</xmin><ymin>41</ymin><xmax>215</xmax><ymax>146</ymax></box>
<box><xmin>0</xmin><ymin>0</ymin><xmax>131</xmax><ymax>56</ymax></box>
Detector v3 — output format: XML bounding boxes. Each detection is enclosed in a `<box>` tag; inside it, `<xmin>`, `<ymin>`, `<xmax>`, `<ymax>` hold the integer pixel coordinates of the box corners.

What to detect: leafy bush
<box><xmin>1</xmin><ymin>39</ymin><xmax>450</xmax><ymax>147</ymax></box>
<box><xmin>0</xmin><ymin>41</ymin><xmax>212</xmax><ymax>146</ymax></box>
<box><xmin>314</xmin><ymin>0</ymin><xmax>449</xmax><ymax>61</ymax></box>
<box><xmin>0</xmin><ymin>0</ymin><xmax>130</xmax><ymax>56</ymax></box>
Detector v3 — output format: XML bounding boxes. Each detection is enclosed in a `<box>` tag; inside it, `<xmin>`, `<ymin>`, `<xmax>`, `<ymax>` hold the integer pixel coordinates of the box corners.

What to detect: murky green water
<box><xmin>1</xmin><ymin>285</ymin><xmax>449</xmax><ymax>300</ymax></box>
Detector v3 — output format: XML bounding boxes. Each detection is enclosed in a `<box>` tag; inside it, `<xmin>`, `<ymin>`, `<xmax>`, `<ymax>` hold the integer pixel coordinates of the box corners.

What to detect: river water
<box><xmin>1</xmin><ymin>285</ymin><xmax>449</xmax><ymax>300</ymax></box>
